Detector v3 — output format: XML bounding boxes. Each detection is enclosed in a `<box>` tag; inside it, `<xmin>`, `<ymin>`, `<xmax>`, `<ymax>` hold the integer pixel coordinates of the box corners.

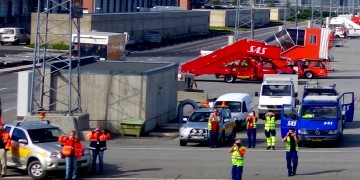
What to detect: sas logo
<box><xmin>247</xmin><ymin>46</ymin><xmax>267</xmax><ymax>55</ymax></box>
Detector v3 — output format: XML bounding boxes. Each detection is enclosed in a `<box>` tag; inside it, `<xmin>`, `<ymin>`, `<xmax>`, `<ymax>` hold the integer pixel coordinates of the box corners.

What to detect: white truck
<box><xmin>255</xmin><ymin>74</ymin><xmax>298</xmax><ymax>119</ymax></box>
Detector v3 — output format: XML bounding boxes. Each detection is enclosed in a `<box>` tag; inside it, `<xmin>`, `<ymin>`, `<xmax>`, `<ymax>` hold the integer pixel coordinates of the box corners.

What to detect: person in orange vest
<box><xmin>58</xmin><ymin>130</ymin><xmax>83</xmax><ymax>180</ymax></box>
<box><xmin>0</xmin><ymin>125</ymin><xmax>10</xmax><ymax>178</ymax></box>
<box><xmin>87</xmin><ymin>125</ymin><xmax>111</xmax><ymax>175</ymax></box>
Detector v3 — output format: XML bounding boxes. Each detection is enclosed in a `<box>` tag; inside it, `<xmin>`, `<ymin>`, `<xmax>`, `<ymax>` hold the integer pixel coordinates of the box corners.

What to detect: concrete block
<box><xmin>23</xmin><ymin>113</ymin><xmax>90</xmax><ymax>140</ymax></box>
<box><xmin>178</xmin><ymin>91</ymin><xmax>208</xmax><ymax>103</ymax></box>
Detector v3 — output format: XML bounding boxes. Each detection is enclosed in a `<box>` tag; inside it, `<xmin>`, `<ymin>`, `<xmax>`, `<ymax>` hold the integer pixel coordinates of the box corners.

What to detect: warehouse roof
<box><xmin>49</xmin><ymin>58</ymin><xmax>178</xmax><ymax>76</ymax></box>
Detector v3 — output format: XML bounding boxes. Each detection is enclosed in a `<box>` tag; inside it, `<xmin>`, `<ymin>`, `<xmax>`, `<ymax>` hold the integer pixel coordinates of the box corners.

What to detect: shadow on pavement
<box><xmin>299</xmin><ymin>169</ymin><xmax>346</xmax><ymax>176</ymax></box>
<box><xmin>83</xmin><ymin>164</ymin><xmax>161</xmax><ymax>178</ymax></box>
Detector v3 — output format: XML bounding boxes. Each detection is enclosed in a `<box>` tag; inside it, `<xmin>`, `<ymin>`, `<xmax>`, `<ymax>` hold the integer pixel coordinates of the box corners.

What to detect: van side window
<box><xmin>19</xmin><ymin>29</ymin><xmax>25</xmax><ymax>34</ymax></box>
<box><xmin>242</xmin><ymin>101</ymin><xmax>248</xmax><ymax>112</ymax></box>
<box><xmin>11</xmin><ymin>128</ymin><xmax>27</xmax><ymax>142</ymax></box>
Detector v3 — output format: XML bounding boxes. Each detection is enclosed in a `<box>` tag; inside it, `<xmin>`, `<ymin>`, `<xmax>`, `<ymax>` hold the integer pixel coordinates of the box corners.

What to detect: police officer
<box><xmin>264</xmin><ymin>111</ymin><xmax>276</xmax><ymax>150</ymax></box>
<box><xmin>282</xmin><ymin>128</ymin><xmax>299</xmax><ymax>176</ymax></box>
<box><xmin>228</xmin><ymin>139</ymin><xmax>246</xmax><ymax>180</ymax></box>
<box><xmin>208</xmin><ymin>109</ymin><xmax>220</xmax><ymax>148</ymax></box>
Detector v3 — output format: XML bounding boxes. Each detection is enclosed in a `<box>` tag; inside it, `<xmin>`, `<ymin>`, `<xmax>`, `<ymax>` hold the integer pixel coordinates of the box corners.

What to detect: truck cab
<box><xmin>280</xmin><ymin>82</ymin><xmax>354</xmax><ymax>146</ymax></box>
<box><xmin>256</xmin><ymin>74</ymin><xmax>298</xmax><ymax>119</ymax></box>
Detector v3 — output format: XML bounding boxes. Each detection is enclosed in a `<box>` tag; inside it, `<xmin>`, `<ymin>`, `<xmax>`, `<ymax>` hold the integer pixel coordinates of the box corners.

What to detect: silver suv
<box><xmin>4</xmin><ymin>121</ymin><xmax>91</xmax><ymax>179</ymax></box>
<box><xmin>179</xmin><ymin>108</ymin><xmax>236</xmax><ymax>146</ymax></box>
<box><xmin>0</xmin><ymin>27</ymin><xmax>30</xmax><ymax>45</ymax></box>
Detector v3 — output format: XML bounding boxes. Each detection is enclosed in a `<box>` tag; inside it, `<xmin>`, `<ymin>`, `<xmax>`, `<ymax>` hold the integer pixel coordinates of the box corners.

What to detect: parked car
<box><xmin>213</xmin><ymin>93</ymin><xmax>253</xmax><ymax>130</ymax></box>
<box><xmin>4</xmin><ymin>121</ymin><xmax>91</xmax><ymax>179</ymax></box>
<box><xmin>0</xmin><ymin>27</ymin><xmax>30</xmax><ymax>45</ymax></box>
<box><xmin>179</xmin><ymin>107</ymin><xmax>236</xmax><ymax>146</ymax></box>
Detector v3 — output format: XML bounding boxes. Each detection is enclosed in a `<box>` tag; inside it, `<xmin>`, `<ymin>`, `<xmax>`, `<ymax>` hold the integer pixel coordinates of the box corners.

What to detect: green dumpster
<box><xmin>120</xmin><ymin>119</ymin><xmax>144</xmax><ymax>137</ymax></box>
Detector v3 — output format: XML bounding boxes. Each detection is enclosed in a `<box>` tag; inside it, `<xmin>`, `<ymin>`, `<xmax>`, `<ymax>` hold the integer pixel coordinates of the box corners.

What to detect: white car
<box><xmin>0</xmin><ymin>27</ymin><xmax>30</xmax><ymax>45</ymax></box>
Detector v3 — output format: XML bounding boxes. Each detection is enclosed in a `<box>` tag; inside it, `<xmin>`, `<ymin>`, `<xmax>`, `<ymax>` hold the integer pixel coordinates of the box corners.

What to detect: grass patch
<box><xmin>26</xmin><ymin>43</ymin><xmax>69</xmax><ymax>50</ymax></box>
<box><xmin>210</xmin><ymin>26</ymin><xmax>248</xmax><ymax>31</ymax></box>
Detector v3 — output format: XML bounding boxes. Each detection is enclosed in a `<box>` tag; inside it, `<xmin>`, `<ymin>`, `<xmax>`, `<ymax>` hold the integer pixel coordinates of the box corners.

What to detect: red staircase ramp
<box><xmin>180</xmin><ymin>38</ymin><xmax>281</xmax><ymax>75</ymax></box>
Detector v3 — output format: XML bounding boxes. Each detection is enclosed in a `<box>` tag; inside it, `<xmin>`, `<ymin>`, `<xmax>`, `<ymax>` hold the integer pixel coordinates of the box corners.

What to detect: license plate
<box><xmin>4</xmin><ymin>37</ymin><xmax>9</xmax><ymax>39</ymax></box>
<box><xmin>311</xmin><ymin>138</ymin><xmax>323</xmax><ymax>142</ymax></box>
<box><xmin>191</xmin><ymin>135</ymin><xmax>205</xmax><ymax>139</ymax></box>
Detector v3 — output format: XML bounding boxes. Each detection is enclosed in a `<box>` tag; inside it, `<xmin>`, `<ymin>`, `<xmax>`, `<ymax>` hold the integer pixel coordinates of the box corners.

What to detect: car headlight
<box><xmin>298</xmin><ymin>129</ymin><xmax>308</xmax><ymax>134</ymax></box>
<box><xmin>179</xmin><ymin>127</ymin><xmax>186</xmax><ymax>131</ymax></box>
<box><xmin>328</xmin><ymin>130</ymin><xmax>338</xmax><ymax>134</ymax></box>
<box><xmin>83</xmin><ymin>149</ymin><xmax>91</xmax><ymax>156</ymax></box>
<box><xmin>49</xmin><ymin>152</ymin><xmax>62</xmax><ymax>159</ymax></box>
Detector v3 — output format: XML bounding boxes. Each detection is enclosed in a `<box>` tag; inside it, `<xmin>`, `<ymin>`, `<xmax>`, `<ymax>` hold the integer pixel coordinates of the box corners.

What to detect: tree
<box><xmin>210</xmin><ymin>0</ymin><xmax>221</xmax><ymax>5</ymax></box>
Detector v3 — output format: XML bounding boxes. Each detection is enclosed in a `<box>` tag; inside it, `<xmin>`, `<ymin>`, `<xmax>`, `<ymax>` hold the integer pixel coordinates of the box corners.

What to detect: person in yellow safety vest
<box><xmin>282</xmin><ymin>128</ymin><xmax>299</xmax><ymax>177</ymax></box>
<box><xmin>302</xmin><ymin>108</ymin><xmax>314</xmax><ymax>118</ymax></box>
<box><xmin>264</xmin><ymin>111</ymin><xmax>276</xmax><ymax>150</ymax></box>
<box><xmin>228</xmin><ymin>139</ymin><xmax>246</xmax><ymax>180</ymax></box>
<box><xmin>208</xmin><ymin>109</ymin><xmax>220</xmax><ymax>148</ymax></box>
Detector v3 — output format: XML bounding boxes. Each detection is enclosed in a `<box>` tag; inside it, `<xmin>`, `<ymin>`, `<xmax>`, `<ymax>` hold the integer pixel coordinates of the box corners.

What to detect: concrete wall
<box><xmin>197</xmin><ymin>8</ymin><xmax>270</xmax><ymax>27</ymax></box>
<box><xmin>43</xmin><ymin>61</ymin><xmax>178</xmax><ymax>134</ymax></box>
<box><xmin>30</xmin><ymin>11</ymin><xmax>210</xmax><ymax>44</ymax></box>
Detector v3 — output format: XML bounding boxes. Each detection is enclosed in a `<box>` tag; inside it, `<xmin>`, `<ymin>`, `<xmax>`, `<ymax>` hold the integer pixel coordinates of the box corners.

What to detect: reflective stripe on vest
<box><xmin>246</xmin><ymin>116</ymin><xmax>257</xmax><ymax>129</ymax></box>
<box><xmin>285</xmin><ymin>137</ymin><xmax>298</xmax><ymax>152</ymax></box>
<box><xmin>264</xmin><ymin>116</ymin><xmax>275</xmax><ymax>130</ymax></box>
<box><xmin>231</xmin><ymin>146</ymin><xmax>245</xmax><ymax>166</ymax></box>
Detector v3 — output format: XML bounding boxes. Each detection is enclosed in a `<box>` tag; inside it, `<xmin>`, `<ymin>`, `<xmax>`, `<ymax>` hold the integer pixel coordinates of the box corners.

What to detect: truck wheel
<box><xmin>305</xmin><ymin>71</ymin><xmax>313</xmax><ymax>79</ymax></box>
<box><xmin>28</xmin><ymin>160</ymin><xmax>47</xmax><ymax>180</ymax></box>
<box><xmin>180</xmin><ymin>140</ymin><xmax>187</xmax><ymax>146</ymax></box>
<box><xmin>224</xmin><ymin>75</ymin><xmax>236</xmax><ymax>83</ymax></box>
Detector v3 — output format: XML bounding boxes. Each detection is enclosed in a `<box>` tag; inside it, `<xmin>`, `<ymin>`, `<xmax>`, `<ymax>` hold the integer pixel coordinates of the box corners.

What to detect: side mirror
<box><xmin>255</xmin><ymin>92</ymin><xmax>259</xmax><ymax>96</ymax></box>
<box><xmin>18</xmin><ymin>139</ymin><xmax>28</xmax><ymax>144</ymax></box>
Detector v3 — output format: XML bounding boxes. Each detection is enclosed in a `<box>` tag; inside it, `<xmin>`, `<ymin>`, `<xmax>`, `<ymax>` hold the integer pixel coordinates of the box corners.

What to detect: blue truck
<box><xmin>280</xmin><ymin>81</ymin><xmax>354</xmax><ymax>146</ymax></box>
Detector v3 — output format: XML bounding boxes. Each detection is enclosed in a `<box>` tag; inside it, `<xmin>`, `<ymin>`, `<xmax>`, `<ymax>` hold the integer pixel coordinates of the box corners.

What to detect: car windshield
<box><xmin>188</xmin><ymin>112</ymin><xmax>211</xmax><ymax>122</ymax></box>
<box><xmin>1</xmin><ymin>29</ymin><xmax>14</xmax><ymax>34</ymax></box>
<box><xmin>262</xmin><ymin>85</ymin><xmax>291</xmax><ymax>96</ymax></box>
<box><xmin>300</xmin><ymin>105</ymin><xmax>337</xmax><ymax>119</ymax></box>
<box><xmin>214</xmin><ymin>101</ymin><xmax>241</xmax><ymax>112</ymax></box>
<box><xmin>28</xmin><ymin>128</ymin><xmax>64</xmax><ymax>143</ymax></box>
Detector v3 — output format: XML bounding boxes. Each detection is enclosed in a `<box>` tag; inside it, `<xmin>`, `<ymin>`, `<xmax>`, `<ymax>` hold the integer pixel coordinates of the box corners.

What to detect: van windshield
<box><xmin>28</xmin><ymin>128</ymin><xmax>64</xmax><ymax>143</ymax></box>
<box><xmin>300</xmin><ymin>105</ymin><xmax>337</xmax><ymax>119</ymax></box>
<box><xmin>262</xmin><ymin>85</ymin><xmax>291</xmax><ymax>96</ymax></box>
<box><xmin>214</xmin><ymin>101</ymin><xmax>241</xmax><ymax>112</ymax></box>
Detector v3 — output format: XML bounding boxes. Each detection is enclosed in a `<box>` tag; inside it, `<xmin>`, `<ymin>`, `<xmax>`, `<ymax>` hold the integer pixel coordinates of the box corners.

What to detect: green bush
<box><xmin>26</xmin><ymin>43</ymin><xmax>69</xmax><ymax>50</ymax></box>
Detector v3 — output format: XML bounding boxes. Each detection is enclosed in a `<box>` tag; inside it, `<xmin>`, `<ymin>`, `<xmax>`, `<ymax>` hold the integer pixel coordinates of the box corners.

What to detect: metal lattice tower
<box><xmin>30</xmin><ymin>0</ymin><xmax>83</xmax><ymax>115</ymax></box>
<box><xmin>283</xmin><ymin>0</ymin><xmax>299</xmax><ymax>28</ymax></box>
<box><xmin>234</xmin><ymin>0</ymin><xmax>255</xmax><ymax>41</ymax></box>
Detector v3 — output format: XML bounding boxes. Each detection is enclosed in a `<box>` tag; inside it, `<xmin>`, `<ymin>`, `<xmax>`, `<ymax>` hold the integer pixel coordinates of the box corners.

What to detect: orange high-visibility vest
<box><xmin>58</xmin><ymin>135</ymin><xmax>83</xmax><ymax>158</ymax></box>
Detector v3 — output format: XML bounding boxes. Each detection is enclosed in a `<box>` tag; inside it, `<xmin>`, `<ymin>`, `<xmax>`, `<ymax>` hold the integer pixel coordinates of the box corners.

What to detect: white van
<box><xmin>213</xmin><ymin>93</ymin><xmax>253</xmax><ymax>130</ymax></box>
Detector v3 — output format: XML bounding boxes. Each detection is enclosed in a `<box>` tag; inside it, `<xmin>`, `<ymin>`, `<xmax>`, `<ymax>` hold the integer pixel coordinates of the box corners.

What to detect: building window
<box><xmin>309</xmin><ymin>35</ymin><xmax>316</xmax><ymax>44</ymax></box>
